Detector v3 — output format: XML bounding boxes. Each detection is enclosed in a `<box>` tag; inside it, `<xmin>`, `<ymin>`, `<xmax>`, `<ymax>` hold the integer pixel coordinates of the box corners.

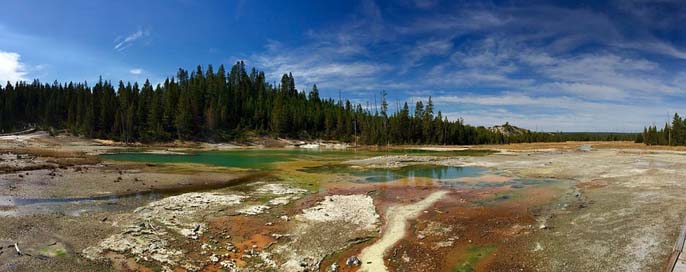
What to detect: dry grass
<box><xmin>0</xmin><ymin>147</ymin><xmax>87</xmax><ymax>158</ymax></box>
<box><xmin>0</xmin><ymin>147</ymin><xmax>101</xmax><ymax>169</ymax></box>
<box><xmin>0</xmin><ymin>163</ymin><xmax>56</xmax><ymax>173</ymax></box>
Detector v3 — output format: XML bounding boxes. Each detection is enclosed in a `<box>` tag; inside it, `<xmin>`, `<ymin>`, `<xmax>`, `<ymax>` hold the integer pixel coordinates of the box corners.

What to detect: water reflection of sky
<box><xmin>0</xmin><ymin>192</ymin><xmax>163</xmax><ymax>217</ymax></box>
<box><xmin>354</xmin><ymin>166</ymin><xmax>485</xmax><ymax>183</ymax></box>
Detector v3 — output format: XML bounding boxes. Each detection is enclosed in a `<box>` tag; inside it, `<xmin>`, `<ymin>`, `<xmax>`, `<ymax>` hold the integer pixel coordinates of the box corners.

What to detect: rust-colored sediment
<box><xmin>321</xmin><ymin>181</ymin><xmax>565</xmax><ymax>272</ymax></box>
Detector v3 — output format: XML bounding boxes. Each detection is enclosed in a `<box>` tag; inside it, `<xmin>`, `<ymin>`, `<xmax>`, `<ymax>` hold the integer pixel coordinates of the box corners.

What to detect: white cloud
<box><xmin>114</xmin><ymin>29</ymin><xmax>150</xmax><ymax>52</ymax></box>
<box><xmin>246</xmin><ymin>1</ymin><xmax>686</xmax><ymax>131</ymax></box>
<box><xmin>546</xmin><ymin>82</ymin><xmax>626</xmax><ymax>100</ymax></box>
<box><xmin>426</xmin><ymin>93</ymin><xmax>674</xmax><ymax>132</ymax></box>
<box><xmin>402</xmin><ymin>38</ymin><xmax>453</xmax><ymax>72</ymax></box>
<box><xmin>254</xmin><ymin>46</ymin><xmax>393</xmax><ymax>91</ymax></box>
<box><xmin>0</xmin><ymin>51</ymin><xmax>27</xmax><ymax>83</ymax></box>
<box><xmin>129</xmin><ymin>68</ymin><xmax>143</xmax><ymax>75</ymax></box>
<box><xmin>422</xmin><ymin>93</ymin><xmax>580</xmax><ymax>108</ymax></box>
<box><xmin>249</xmin><ymin>4</ymin><xmax>394</xmax><ymax>92</ymax></box>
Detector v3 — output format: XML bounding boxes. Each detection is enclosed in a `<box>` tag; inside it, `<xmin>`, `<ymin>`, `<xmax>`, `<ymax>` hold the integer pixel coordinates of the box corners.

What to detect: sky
<box><xmin>1</xmin><ymin>0</ymin><xmax>686</xmax><ymax>132</ymax></box>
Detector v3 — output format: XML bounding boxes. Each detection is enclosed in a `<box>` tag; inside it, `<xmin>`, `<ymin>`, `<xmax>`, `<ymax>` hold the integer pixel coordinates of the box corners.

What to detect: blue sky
<box><xmin>1</xmin><ymin>0</ymin><xmax>686</xmax><ymax>132</ymax></box>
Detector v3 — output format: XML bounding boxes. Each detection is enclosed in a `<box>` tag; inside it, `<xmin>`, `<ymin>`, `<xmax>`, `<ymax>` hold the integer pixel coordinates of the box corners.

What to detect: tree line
<box><xmin>0</xmin><ymin>62</ymin><xmax>635</xmax><ymax>145</ymax></box>
<box><xmin>638</xmin><ymin>113</ymin><xmax>686</xmax><ymax>145</ymax></box>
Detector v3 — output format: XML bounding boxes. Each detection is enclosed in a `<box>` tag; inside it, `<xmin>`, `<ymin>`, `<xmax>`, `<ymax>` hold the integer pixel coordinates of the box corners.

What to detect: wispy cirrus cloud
<box><xmin>252</xmin><ymin>40</ymin><xmax>393</xmax><ymax>93</ymax></box>
<box><xmin>248</xmin><ymin>0</ymin><xmax>686</xmax><ymax>131</ymax></box>
<box><xmin>249</xmin><ymin>0</ymin><xmax>396</xmax><ymax>95</ymax></box>
<box><xmin>114</xmin><ymin>28</ymin><xmax>150</xmax><ymax>52</ymax></box>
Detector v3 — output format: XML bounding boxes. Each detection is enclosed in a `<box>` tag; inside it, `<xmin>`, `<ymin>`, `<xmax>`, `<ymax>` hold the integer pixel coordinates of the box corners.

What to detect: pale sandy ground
<box><xmin>359</xmin><ymin>191</ymin><xmax>449</xmax><ymax>272</ymax></box>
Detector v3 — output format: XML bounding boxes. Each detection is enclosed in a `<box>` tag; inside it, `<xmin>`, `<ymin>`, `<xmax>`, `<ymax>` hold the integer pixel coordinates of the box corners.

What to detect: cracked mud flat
<box><xmin>4</xmin><ymin>134</ymin><xmax>686</xmax><ymax>272</ymax></box>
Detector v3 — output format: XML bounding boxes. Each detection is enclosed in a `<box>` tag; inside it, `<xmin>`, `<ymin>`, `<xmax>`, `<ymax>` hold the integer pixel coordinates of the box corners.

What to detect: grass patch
<box><xmin>452</xmin><ymin>245</ymin><xmax>496</xmax><ymax>272</ymax></box>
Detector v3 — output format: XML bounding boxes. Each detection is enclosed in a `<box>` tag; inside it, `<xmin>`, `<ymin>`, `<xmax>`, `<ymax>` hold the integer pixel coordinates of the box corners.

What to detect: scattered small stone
<box><xmin>329</xmin><ymin>263</ymin><xmax>339</xmax><ymax>272</ymax></box>
<box><xmin>346</xmin><ymin>256</ymin><xmax>361</xmax><ymax>267</ymax></box>
<box><xmin>220</xmin><ymin>260</ymin><xmax>237</xmax><ymax>270</ymax></box>
<box><xmin>201</xmin><ymin>243</ymin><xmax>211</xmax><ymax>251</ymax></box>
<box><xmin>238</xmin><ymin>205</ymin><xmax>270</xmax><ymax>215</ymax></box>
<box><xmin>226</xmin><ymin>243</ymin><xmax>235</xmax><ymax>251</ymax></box>
<box><xmin>402</xmin><ymin>251</ymin><xmax>411</xmax><ymax>263</ymax></box>
<box><xmin>14</xmin><ymin>243</ymin><xmax>21</xmax><ymax>256</ymax></box>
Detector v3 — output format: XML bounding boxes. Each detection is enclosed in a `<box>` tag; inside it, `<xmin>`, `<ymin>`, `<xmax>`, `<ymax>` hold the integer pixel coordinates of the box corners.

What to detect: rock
<box><xmin>201</xmin><ymin>243</ymin><xmax>211</xmax><ymax>251</ymax></box>
<box><xmin>299</xmin><ymin>195</ymin><xmax>379</xmax><ymax>231</ymax></box>
<box><xmin>220</xmin><ymin>260</ymin><xmax>237</xmax><ymax>270</ymax></box>
<box><xmin>272</xmin><ymin>194</ymin><xmax>380</xmax><ymax>272</ymax></box>
<box><xmin>238</xmin><ymin>205</ymin><xmax>270</xmax><ymax>215</ymax></box>
<box><xmin>329</xmin><ymin>263</ymin><xmax>339</xmax><ymax>272</ymax></box>
<box><xmin>255</xmin><ymin>183</ymin><xmax>308</xmax><ymax>195</ymax></box>
<box><xmin>83</xmin><ymin>192</ymin><xmax>246</xmax><ymax>268</ymax></box>
<box><xmin>433</xmin><ymin>240</ymin><xmax>454</xmax><ymax>249</ymax></box>
<box><xmin>402</xmin><ymin>251</ymin><xmax>411</xmax><ymax>263</ymax></box>
<box><xmin>226</xmin><ymin>243</ymin><xmax>235</xmax><ymax>251</ymax></box>
<box><xmin>346</xmin><ymin>256</ymin><xmax>361</xmax><ymax>267</ymax></box>
<box><xmin>14</xmin><ymin>243</ymin><xmax>21</xmax><ymax>256</ymax></box>
<box><xmin>268</xmin><ymin>196</ymin><xmax>295</xmax><ymax>206</ymax></box>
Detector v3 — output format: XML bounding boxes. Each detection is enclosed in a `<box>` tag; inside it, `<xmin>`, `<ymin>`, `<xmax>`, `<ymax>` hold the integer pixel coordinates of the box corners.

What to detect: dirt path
<box><xmin>359</xmin><ymin>190</ymin><xmax>449</xmax><ymax>272</ymax></box>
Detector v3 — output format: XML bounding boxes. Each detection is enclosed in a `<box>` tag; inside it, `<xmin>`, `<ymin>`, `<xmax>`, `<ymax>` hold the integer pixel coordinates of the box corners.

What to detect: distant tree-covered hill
<box><xmin>0</xmin><ymin>61</ymin><xmax>636</xmax><ymax>145</ymax></box>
